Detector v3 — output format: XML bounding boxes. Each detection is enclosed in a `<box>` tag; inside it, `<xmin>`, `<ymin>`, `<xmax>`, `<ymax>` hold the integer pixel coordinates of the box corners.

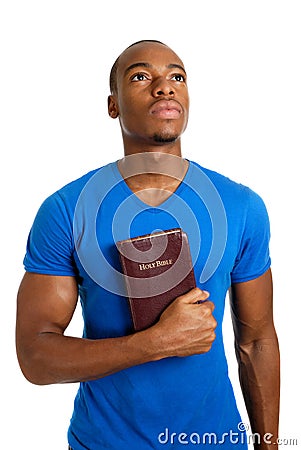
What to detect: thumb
<box><xmin>178</xmin><ymin>287</ymin><xmax>210</xmax><ymax>304</ymax></box>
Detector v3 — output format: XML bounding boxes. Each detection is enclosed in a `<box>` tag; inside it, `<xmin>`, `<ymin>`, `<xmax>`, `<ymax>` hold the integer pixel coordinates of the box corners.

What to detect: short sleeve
<box><xmin>23</xmin><ymin>192</ymin><xmax>77</xmax><ymax>276</ymax></box>
<box><xmin>231</xmin><ymin>188</ymin><xmax>271</xmax><ymax>284</ymax></box>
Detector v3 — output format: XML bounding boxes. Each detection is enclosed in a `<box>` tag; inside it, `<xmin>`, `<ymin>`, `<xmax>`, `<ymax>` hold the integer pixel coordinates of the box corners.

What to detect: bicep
<box><xmin>229</xmin><ymin>268</ymin><xmax>275</xmax><ymax>344</ymax></box>
<box><xmin>16</xmin><ymin>272</ymin><xmax>78</xmax><ymax>345</ymax></box>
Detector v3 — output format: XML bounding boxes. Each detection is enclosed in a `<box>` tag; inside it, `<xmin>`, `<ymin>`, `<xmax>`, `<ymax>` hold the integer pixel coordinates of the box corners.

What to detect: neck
<box><xmin>118</xmin><ymin>139</ymin><xmax>189</xmax><ymax>206</ymax></box>
<box><xmin>118</xmin><ymin>151</ymin><xmax>187</xmax><ymax>185</ymax></box>
<box><xmin>117</xmin><ymin>152</ymin><xmax>188</xmax><ymax>207</ymax></box>
<box><xmin>122</xmin><ymin>128</ymin><xmax>183</xmax><ymax>156</ymax></box>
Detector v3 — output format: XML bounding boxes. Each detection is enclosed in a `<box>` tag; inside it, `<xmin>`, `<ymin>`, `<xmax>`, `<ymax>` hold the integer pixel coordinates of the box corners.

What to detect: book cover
<box><xmin>116</xmin><ymin>228</ymin><xmax>196</xmax><ymax>331</ymax></box>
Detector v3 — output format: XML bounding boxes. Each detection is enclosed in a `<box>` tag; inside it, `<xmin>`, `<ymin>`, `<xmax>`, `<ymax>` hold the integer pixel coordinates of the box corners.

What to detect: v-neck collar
<box><xmin>111</xmin><ymin>159</ymin><xmax>192</xmax><ymax>210</ymax></box>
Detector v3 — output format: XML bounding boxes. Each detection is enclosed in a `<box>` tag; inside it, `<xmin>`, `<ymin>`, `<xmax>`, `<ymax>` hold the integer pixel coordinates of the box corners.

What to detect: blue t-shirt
<box><xmin>24</xmin><ymin>160</ymin><xmax>271</xmax><ymax>449</ymax></box>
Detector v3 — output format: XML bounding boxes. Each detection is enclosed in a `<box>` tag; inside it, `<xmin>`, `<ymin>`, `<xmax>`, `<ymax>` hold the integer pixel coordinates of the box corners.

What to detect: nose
<box><xmin>151</xmin><ymin>77</ymin><xmax>174</xmax><ymax>97</ymax></box>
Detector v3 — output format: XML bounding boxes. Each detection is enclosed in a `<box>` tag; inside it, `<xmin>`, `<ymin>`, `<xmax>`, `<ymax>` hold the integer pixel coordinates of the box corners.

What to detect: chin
<box><xmin>152</xmin><ymin>133</ymin><xmax>179</xmax><ymax>144</ymax></box>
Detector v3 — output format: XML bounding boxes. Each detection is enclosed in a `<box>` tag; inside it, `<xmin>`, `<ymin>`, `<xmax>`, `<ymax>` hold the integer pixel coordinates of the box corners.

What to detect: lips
<box><xmin>149</xmin><ymin>100</ymin><xmax>183</xmax><ymax>119</ymax></box>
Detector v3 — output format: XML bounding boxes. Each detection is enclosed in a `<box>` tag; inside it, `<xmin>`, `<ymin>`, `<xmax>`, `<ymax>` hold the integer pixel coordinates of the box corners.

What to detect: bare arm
<box><xmin>229</xmin><ymin>269</ymin><xmax>280</xmax><ymax>449</ymax></box>
<box><xmin>16</xmin><ymin>272</ymin><xmax>216</xmax><ymax>385</ymax></box>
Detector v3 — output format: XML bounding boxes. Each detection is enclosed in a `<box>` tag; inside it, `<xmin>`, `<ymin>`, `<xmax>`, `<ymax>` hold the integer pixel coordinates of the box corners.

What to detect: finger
<box><xmin>199</xmin><ymin>300</ymin><xmax>215</xmax><ymax>313</ymax></box>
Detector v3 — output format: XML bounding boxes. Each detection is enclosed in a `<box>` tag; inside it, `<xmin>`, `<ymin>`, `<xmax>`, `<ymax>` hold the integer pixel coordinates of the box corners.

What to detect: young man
<box><xmin>16</xmin><ymin>40</ymin><xmax>280</xmax><ymax>449</ymax></box>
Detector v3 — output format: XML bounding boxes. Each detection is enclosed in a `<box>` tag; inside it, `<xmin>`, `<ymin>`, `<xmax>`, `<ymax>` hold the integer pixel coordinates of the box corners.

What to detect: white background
<box><xmin>1</xmin><ymin>1</ymin><xmax>300</xmax><ymax>448</ymax></box>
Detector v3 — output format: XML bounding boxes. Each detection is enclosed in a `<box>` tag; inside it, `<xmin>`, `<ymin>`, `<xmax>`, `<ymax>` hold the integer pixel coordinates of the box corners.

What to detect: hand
<box><xmin>152</xmin><ymin>288</ymin><xmax>217</xmax><ymax>358</ymax></box>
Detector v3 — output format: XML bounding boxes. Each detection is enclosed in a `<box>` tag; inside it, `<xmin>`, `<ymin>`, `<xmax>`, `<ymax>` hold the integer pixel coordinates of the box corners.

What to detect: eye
<box><xmin>131</xmin><ymin>73</ymin><xmax>149</xmax><ymax>82</ymax></box>
<box><xmin>171</xmin><ymin>74</ymin><xmax>186</xmax><ymax>82</ymax></box>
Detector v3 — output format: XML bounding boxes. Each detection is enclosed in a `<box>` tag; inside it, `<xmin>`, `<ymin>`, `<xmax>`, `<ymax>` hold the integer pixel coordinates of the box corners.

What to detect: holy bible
<box><xmin>116</xmin><ymin>228</ymin><xmax>196</xmax><ymax>331</ymax></box>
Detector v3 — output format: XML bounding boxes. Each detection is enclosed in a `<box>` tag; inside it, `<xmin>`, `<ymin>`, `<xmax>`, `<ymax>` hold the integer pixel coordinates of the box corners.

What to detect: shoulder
<box><xmin>41</xmin><ymin>162</ymin><xmax>117</xmax><ymax>214</ymax></box>
<box><xmin>189</xmin><ymin>160</ymin><xmax>247</xmax><ymax>193</ymax></box>
<box><xmin>56</xmin><ymin>164</ymin><xmax>110</xmax><ymax>201</ymax></box>
<box><xmin>188</xmin><ymin>160</ymin><xmax>266</xmax><ymax>211</ymax></box>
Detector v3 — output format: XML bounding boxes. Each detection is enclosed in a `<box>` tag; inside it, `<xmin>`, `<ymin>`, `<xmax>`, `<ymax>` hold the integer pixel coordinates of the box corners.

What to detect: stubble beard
<box><xmin>152</xmin><ymin>133</ymin><xmax>179</xmax><ymax>144</ymax></box>
<box><xmin>151</xmin><ymin>121</ymin><xmax>184</xmax><ymax>144</ymax></box>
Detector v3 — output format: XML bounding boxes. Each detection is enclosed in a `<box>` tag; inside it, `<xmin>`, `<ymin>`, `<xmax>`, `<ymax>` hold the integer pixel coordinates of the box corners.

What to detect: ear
<box><xmin>108</xmin><ymin>95</ymin><xmax>119</xmax><ymax>119</ymax></box>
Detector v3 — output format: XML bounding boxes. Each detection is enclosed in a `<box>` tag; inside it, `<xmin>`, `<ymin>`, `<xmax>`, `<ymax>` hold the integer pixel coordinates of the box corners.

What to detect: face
<box><xmin>108</xmin><ymin>42</ymin><xmax>190</xmax><ymax>146</ymax></box>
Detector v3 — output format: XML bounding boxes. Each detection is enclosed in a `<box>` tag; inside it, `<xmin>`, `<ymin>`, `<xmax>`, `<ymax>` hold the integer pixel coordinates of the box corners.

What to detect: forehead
<box><xmin>117</xmin><ymin>42</ymin><xmax>185</xmax><ymax>77</ymax></box>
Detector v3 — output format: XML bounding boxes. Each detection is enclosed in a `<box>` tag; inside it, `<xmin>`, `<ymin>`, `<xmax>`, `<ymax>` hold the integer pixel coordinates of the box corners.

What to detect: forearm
<box><xmin>17</xmin><ymin>286</ymin><xmax>216</xmax><ymax>385</ymax></box>
<box><xmin>236</xmin><ymin>334</ymin><xmax>280</xmax><ymax>449</ymax></box>
<box><xmin>18</xmin><ymin>328</ymin><xmax>162</xmax><ymax>385</ymax></box>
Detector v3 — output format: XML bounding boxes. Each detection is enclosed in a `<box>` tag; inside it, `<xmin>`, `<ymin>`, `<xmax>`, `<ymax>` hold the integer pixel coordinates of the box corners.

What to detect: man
<box><xmin>16</xmin><ymin>40</ymin><xmax>280</xmax><ymax>449</ymax></box>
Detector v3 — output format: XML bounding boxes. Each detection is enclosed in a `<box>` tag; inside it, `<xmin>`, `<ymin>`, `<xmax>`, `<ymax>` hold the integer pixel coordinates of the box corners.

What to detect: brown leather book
<box><xmin>116</xmin><ymin>228</ymin><xmax>196</xmax><ymax>331</ymax></box>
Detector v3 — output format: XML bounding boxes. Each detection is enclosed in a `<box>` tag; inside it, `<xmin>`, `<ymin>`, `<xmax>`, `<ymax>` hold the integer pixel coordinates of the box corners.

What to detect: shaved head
<box><xmin>109</xmin><ymin>40</ymin><xmax>168</xmax><ymax>94</ymax></box>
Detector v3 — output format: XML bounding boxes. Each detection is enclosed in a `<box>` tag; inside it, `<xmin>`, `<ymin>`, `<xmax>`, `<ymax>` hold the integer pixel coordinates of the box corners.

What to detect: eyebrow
<box><xmin>124</xmin><ymin>62</ymin><xmax>151</xmax><ymax>75</ymax></box>
<box><xmin>124</xmin><ymin>62</ymin><xmax>186</xmax><ymax>76</ymax></box>
<box><xmin>167</xmin><ymin>63</ymin><xmax>187</xmax><ymax>74</ymax></box>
